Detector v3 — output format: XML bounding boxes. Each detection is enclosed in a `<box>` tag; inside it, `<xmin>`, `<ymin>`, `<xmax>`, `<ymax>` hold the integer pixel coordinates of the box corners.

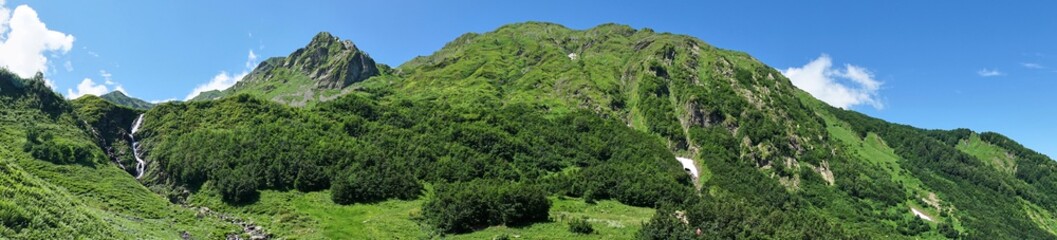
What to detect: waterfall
<box><xmin>130</xmin><ymin>114</ymin><xmax>146</xmax><ymax>179</ymax></box>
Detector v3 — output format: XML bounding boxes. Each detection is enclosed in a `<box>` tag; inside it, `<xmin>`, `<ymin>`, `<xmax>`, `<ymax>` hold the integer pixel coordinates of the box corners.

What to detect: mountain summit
<box><xmin>194</xmin><ymin>32</ymin><xmax>385</xmax><ymax>105</ymax></box>
<box><xmin>243</xmin><ymin>32</ymin><xmax>380</xmax><ymax>89</ymax></box>
<box><xmin>99</xmin><ymin>91</ymin><xmax>154</xmax><ymax>110</ymax></box>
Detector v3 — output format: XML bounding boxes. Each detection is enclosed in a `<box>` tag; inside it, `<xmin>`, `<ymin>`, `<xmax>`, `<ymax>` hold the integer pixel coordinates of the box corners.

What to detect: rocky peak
<box><xmin>242</xmin><ymin>31</ymin><xmax>380</xmax><ymax>90</ymax></box>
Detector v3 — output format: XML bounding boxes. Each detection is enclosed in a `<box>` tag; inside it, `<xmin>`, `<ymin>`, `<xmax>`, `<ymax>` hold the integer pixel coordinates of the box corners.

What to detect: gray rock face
<box><xmin>243</xmin><ymin>32</ymin><xmax>379</xmax><ymax>90</ymax></box>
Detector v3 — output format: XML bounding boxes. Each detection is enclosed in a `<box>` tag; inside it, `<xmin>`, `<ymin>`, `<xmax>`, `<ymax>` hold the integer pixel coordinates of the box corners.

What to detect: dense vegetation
<box><xmin>829</xmin><ymin>107</ymin><xmax>1057</xmax><ymax>238</ymax></box>
<box><xmin>70</xmin><ymin>95</ymin><xmax>142</xmax><ymax>175</ymax></box>
<box><xmin>139</xmin><ymin>91</ymin><xmax>690</xmax><ymax>233</ymax></box>
<box><xmin>4</xmin><ymin>22</ymin><xmax>1057</xmax><ymax>239</ymax></box>
<box><xmin>0</xmin><ymin>70</ymin><xmax>233</xmax><ymax>239</ymax></box>
<box><xmin>423</xmin><ymin>180</ymin><xmax>551</xmax><ymax>233</ymax></box>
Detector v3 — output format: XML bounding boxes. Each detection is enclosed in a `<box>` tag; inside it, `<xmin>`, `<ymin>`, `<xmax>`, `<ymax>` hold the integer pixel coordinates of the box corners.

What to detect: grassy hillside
<box><xmin>71</xmin><ymin>95</ymin><xmax>141</xmax><ymax>176</ymax></box>
<box><xmin>5</xmin><ymin>21</ymin><xmax>1057</xmax><ymax>239</ymax></box>
<box><xmin>183</xmin><ymin>188</ymin><xmax>653</xmax><ymax>239</ymax></box>
<box><xmin>100</xmin><ymin>90</ymin><xmax>155</xmax><ymax>110</ymax></box>
<box><xmin>139</xmin><ymin>22</ymin><xmax>1057</xmax><ymax>239</ymax></box>
<box><xmin>0</xmin><ymin>70</ymin><xmax>235</xmax><ymax>239</ymax></box>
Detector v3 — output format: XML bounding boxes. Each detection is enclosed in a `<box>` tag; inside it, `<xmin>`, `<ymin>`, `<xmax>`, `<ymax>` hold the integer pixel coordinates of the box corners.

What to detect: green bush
<box><xmin>423</xmin><ymin>180</ymin><xmax>551</xmax><ymax>233</ymax></box>
<box><xmin>330</xmin><ymin>165</ymin><xmax>421</xmax><ymax>205</ymax></box>
<box><xmin>294</xmin><ymin>164</ymin><xmax>329</xmax><ymax>192</ymax></box>
<box><xmin>0</xmin><ymin>200</ymin><xmax>29</xmax><ymax>231</ymax></box>
<box><xmin>23</xmin><ymin>128</ymin><xmax>96</xmax><ymax>165</ymax></box>
<box><xmin>568</xmin><ymin>217</ymin><xmax>594</xmax><ymax>234</ymax></box>
<box><xmin>214</xmin><ymin>166</ymin><xmax>259</xmax><ymax>204</ymax></box>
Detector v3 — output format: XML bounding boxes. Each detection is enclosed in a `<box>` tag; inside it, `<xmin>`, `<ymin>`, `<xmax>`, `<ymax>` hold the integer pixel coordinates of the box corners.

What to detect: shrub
<box><xmin>568</xmin><ymin>217</ymin><xmax>594</xmax><ymax>234</ymax></box>
<box><xmin>294</xmin><ymin>164</ymin><xmax>329</xmax><ymax>192</ymax></box>
<box><xmin>330</xmin><ymin>165</ymin><xmax>421</xmax><ymax>205</ymax></box>
<box><xmin>423</xmin><ymin>180</ymin><xmax>551</xmax><ymax>233</ymax></box>
<box><xmin>0</xmin><ymin>200</ymin><xmax>29</xmax><ymax>231</ymax></box>
<box><xmin>214</xmin><ymin>166</ymin><xmax>259</xmax><ymax>204</ymax></box>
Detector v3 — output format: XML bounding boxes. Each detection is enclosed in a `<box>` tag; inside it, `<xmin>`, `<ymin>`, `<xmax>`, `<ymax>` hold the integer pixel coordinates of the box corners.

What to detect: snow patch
<box><xmin>911</xmin><ymin>207</ymin><xmax>934</xmax><ymax>222</ymax></box>
<box><xmin>675</xmin><ymin>157</ymin><xmax>699</xmax><ymax>179</ymax></box>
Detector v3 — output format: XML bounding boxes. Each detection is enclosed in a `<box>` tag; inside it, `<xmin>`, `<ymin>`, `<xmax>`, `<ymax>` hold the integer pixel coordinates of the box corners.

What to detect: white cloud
<box><xmin>100</xmin><ymin>69</ymin><xmax>113</xmax><ymax>84</ymax></box>
<box><xmin>65</xmin><ymin>78</ymin><xmax>109</xmax><ymax>99</ymax></box>
<box><xmin>149</xmin><ymin>98</ymin><xmax>176</xmax><ymax>104</ymax></box>
<box><xmin>781</xmin><ymin>54</ymin><xmax>883</xmax><ymax>109</ymax></box>
<box><xmin>185</xmin><ymin>49</ymin><xmax>258</xmax><ymax>100</ymax></box>
<box><xmin>0</xmin><ymin>2</ymin><xmax>75</xmax><ymax>78</ymax></box>
<box><xmin>246</xmin><ymin>50</ymin><xmax>258</xmax><ymax>68</ymax></box>
<box><xmin>63</xmin><ymin>60</ymin><xmax>71</xmax><ymax>71</ymax></box>
<box><xmin>977</xmin><ymin>68</ymin><xmax>1004</xmax><ymax>77</ymax></box>
<box><xmin>184</xmin><ymin>71</ymin><xmax>246</xmax><ymax>100</ymax></box>
<box><xmin>42</xmin><ymin>77</ymin><xmax>54</xmax><ymax>89</ymax></box>
<box><xmin>1021</xmin><ymin>63</ymin><xmax>1045</xmax><ymax>69</ymax></box>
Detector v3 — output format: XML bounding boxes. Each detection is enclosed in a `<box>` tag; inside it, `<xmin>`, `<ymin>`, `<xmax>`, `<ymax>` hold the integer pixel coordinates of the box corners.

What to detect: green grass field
<box><xmin>956</xmin><ymin>133</ymin><xmax>1017</xmax><ymax>174</ymax></box>
<box><xmin>188</xmin><ymin>188</ymin><xmax>655</xmax><ymax>239</ymax></box>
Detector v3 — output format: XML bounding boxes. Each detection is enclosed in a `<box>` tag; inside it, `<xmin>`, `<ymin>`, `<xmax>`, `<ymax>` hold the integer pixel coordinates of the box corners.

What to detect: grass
<box><xmin>956</xmin><ymin>133</ymin><xmax>1017</xmax><ymax>174</ymax></box>
<box><xmin>454</xmin><ymin>197</ymin><xmax>654</xmax><ymax>240</ymax></box>
<box><xmin>1021</xmin><ymin>198</ymin><xmax>1057</xmax><ymax>235</ymax></box>
<box><xmin>189</xmin><ymin>188</ymin><xmax>655</xmax><ymax>239</ymax></box>
<box><xmin>0</xmin><ymin>106</ymin><xmax>234</xmax><ymax>239</ymax></box>
<box><xmin>820</xmin><ymin>111</ymin><xmax>930</xmax><ymax>198</ymax></box>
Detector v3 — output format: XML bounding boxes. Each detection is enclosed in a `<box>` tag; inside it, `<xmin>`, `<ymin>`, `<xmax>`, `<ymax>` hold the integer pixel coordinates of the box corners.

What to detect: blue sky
<box><xmin>3</xmin><ymin>0</ymin><xmax>1054</xmax><ymax>157</ymax></box>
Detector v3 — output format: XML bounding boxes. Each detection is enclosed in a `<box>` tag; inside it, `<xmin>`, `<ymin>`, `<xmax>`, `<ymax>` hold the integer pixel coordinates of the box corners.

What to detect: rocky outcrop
<box><xmin>242</xmin><ymin>32</ymin><xmax>379</xmax><ymax>90</ymax></box>
<box><xmin>191</xmin><ymin>206</ymin><xmax>271</xmax><ymax>240</ymax></box>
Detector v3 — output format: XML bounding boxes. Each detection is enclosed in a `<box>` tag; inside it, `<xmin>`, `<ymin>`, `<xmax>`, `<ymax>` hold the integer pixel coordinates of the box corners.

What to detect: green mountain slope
<box><xmin>100</xmin><ymin>90</ymin><xmax>155</xmax><ymax>110</ymax></box>
<box><xmin>0</xmin><ymin>70</ymin><xmax>235</xmax><ymax>239</ymax></box>
<box><xmin>380</xmin><ymin>22</ymin><xmax>1057</xmax><ymax>239</ymax></box>
<box><xmin>143</xmin><ymin>22</ymin><xmax>1057</xmax><ymax>239</ymax></box>
<box><xmin>192</xmin><ymin>32</ymin><xmax>389</xmax><ymax>106</ymax></box>
<box><xmin>70</xmin><ymin>95</ymin><xmax>141</xmax><ymax>176</ymax></box>
<box><xmin>5</xmin><ymin>22</ymin><xmax>1057</xmax><ymax>239</ymax></box>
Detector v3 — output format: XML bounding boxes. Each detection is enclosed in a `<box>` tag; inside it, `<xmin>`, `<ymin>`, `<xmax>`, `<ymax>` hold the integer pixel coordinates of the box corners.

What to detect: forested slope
<box><xmin>4</xmin><ymin>22</ymin><xmax>1057</xmax><ymax>239</ymax></box>
<box><xmin>0</xmin><ymin>70</ymin><xmax>234</xmax><ymax>239</ymax></box>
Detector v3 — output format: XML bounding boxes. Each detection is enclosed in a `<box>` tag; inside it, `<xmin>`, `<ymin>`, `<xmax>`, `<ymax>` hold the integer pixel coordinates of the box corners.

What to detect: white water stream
<box><xmin>130</xmin><ymin>114</ymin><xmax>146</xmax><ymax>179</ymax></box>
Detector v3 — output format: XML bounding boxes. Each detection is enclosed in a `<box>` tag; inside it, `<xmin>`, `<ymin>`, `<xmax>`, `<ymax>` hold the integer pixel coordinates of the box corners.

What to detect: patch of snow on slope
<box><xmin>675</xmin><ymin>157</ymin><xmax>699</xmax><ymax>178</ymax></box>
<box><xmin>911</xmin><ymin>207</ymin><xmax>934</xmax><ymax>222</ymax></box>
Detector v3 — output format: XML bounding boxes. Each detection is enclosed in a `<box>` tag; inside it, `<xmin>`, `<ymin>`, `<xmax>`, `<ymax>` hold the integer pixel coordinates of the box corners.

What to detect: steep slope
<box><xmin>392</xmin><ymin>22</ymin><xmax>830</xmax><ymax>171</ymax></box>
<box><xmin>24</xmin><ymin>22</ymin><xmax>1057</xmax><ymax>239</ymax></box>
<box><xmin>193</xmin><ymin>32</ymin><xmax>388</xmax><ymax>106</ymax></box>
<box><xmin>823</xmin><ymin>104</ymin><xmax>1057</xmax><ymax>239</ymax></box>
<box><xmin>135</xmin><ymin>92</ymin><xmax>692</xmax><ymax>237</ymax></box>
<box><xmin>381</xmin><ymin>22</ymin><xmax>1057</xmax><ymax>239</ymax></box>
<box><xmin>0</xmin><ymin>70</ymin><xmax>235</xmax><ymax>239</ymax></box>
<box><xmin>100</xmin><ymin>90</ymin><xmax>155</xmax><ymax>110</ymax></box>
<box><xmin>70</xmin><ymin>95</ymin><xmax>141</xmax><ymax>176</ymax></box>
<box><xmin>151</xmin><ymin>22</ymin><xmax>1057</xmax><ymax>239</ymax></box>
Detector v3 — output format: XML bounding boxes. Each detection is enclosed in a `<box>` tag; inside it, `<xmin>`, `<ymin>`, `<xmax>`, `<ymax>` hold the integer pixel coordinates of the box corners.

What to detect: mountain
<box><xmin>99</xmin><ymin>91</ymin><xmax>155</xmax><ymax>110</ymax></box>
<box><xmin>191</xmin><ymin>32</ymin><xmax>389</xmax><ymax>106</ymax></box>
<box><xmin>0</xmin><ymin>70</ymin><xmax>234</xmax><ymax>238</ymax></box>
<box><xmin>4</xmin><ymin>22</ymin><xmax>1057</xmax><ymax>239</ymax></box>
